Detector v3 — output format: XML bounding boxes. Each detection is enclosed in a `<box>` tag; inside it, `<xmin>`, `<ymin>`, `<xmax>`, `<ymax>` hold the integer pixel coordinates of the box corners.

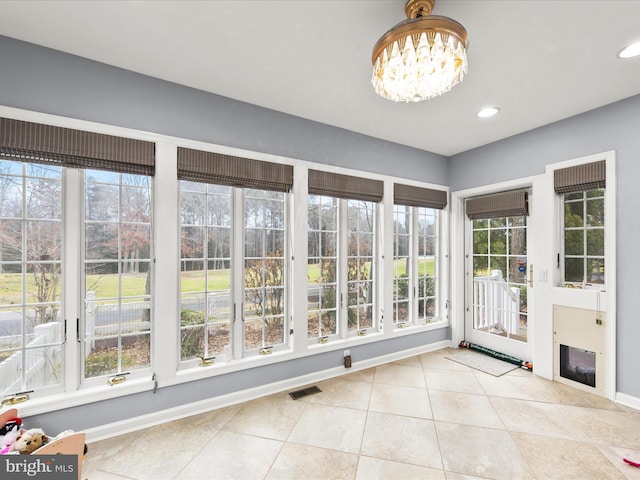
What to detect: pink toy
<box><xmin>0</xmin><ymin>424</ymin><xmax>21</xmax><ymax>454</ymax></box>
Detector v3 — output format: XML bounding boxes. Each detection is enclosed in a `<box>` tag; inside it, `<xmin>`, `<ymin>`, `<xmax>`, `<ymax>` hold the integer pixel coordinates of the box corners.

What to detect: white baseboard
<box><xmin>616</xmin><ymin>392</ymin><xmax>640</xmax><ymax>411</ymax></box>
<box><xmin>85</xmin><ymin>340</ymin><xmax>451</xmax><ymax>442</ymax></box>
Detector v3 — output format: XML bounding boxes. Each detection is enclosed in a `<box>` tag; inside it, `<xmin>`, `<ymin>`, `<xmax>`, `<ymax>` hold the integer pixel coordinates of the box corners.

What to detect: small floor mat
<box><xmin>446</xmin><ymin>350</ymin><xmax>519</xmax><ymax>376</ymax></box>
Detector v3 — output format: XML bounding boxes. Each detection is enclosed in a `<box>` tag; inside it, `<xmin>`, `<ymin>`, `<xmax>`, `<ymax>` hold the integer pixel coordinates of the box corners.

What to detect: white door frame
<box><xmin>451</xmin><ymin>177</ymin><xmax>537</xmax><ymax>363</ymax></box>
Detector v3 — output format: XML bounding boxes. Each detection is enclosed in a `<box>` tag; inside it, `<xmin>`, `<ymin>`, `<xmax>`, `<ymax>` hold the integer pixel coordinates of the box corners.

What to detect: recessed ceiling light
<box><xmin>618</xmin><ymin>41</ymin><xmax>640</xmax><ymax>59</ymax></box>
<box><xmin>477</xmin><ymin>107</ymin><xmax>500</xmax><ymax>118</ymax></box>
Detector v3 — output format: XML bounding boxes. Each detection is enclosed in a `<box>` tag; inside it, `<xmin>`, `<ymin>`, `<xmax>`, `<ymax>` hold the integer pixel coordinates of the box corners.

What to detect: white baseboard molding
<box><xmin>85</xmin><ymin>340</ymin><xmax>451</xmax><ymax>442</ymax></box>
<box><xmin>616</xmin><ymin>392</ymin><xmax>640</xmax><ymax>411</ymax></box>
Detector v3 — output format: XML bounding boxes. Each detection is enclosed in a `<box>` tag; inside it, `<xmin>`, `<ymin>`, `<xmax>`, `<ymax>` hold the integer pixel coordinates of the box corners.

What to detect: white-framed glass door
<box><xmin>464</xmin><ymin>196</ymin><xmax>533</xmax><ymax>362</ymax></box>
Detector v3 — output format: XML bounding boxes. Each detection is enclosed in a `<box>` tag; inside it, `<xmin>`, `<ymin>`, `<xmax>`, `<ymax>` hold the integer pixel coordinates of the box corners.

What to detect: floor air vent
<box><xmin>288</xmin><ymin>386</ymin><xmax>322</xmax><ymax>400</ymax></box>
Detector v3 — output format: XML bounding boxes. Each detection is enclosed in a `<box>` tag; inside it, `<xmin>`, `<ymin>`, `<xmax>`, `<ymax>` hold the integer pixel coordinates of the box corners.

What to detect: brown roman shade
<box><xmin>177</xmin><ymin>147</ymin><xmax>293</xmax><ymax>192</ymax></box>
<box><xmin>394</xmin><ymin>183</ymin><xmax>447</xmax><ymax>209</ymax></box>
<box><xmin>466</xmin><ymin>189</ymin><xmax>529</xmax><ymax>219</ymax></box>
<box><xmin>308</xmin><ymin>169</ymin><xmax>383</xmax><ymax>202</ymax></box>
<box><xmin>554</xmin><ymin>160</ymin><xmax>606</xmax><ymax>194</ymax></box>
<box><xmin>0</xmin><ymin>117</ymin><xmax>155</xmax><ymax>175</ymax></box>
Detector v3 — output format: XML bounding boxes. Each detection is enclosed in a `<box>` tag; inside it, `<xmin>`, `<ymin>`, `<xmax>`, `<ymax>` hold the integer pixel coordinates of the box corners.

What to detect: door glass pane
<box><xmin>471</xmin><ymin>214</ymin><xmax>527</xmax><ymax>342</ymax></box>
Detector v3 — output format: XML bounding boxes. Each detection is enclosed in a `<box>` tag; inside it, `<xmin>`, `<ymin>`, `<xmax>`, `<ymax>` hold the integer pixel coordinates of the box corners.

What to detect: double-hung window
<box><xmin>392</xmin><ymin>184</ymin><xmax>447</xmax><ymax>327</ymax></box>
<box><xmin>178</xmin><ymin>148</ymin><xmax>293</xmax><ymax>364</ymax></box>
<box><xmin>307</xmin><ymin>170</ymin><xmax>382</xmax><ymax>343</ymax></box>
<box><xmin>0</xmin><ymin>117</ymin><xmax>155</xmax><ymax>398</ymax></box>
<box><xmin>555</xmin><ymin>160</ymin><xmax>606</xmax><ymax>286</ymax></box>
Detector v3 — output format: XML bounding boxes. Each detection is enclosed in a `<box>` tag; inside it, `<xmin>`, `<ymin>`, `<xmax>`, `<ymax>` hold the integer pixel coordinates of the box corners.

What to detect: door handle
<box><xmin>529</xmin><ymin>264</ymin><xmax>534</xmax><ymax>287</ymax></box>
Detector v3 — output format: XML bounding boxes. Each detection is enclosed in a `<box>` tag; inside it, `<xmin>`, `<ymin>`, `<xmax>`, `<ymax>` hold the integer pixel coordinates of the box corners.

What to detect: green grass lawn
<box><xmin>0</xmin><ymin>257</ymin><xmax>435</xmax><ymax>303</ymax></box>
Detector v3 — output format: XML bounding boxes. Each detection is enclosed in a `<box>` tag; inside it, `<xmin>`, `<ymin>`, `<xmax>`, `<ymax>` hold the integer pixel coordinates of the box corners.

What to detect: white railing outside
<box><xmin>0</xmin><ymin>321</ymin><xmax>61</xmax><ymax>394</ymax></box>
<box><xmin>0</xmin><ymin>292</ymin><xmax>152</xmax><ymax>389</ymax></box>
<box><xmin>473</xmin><ymin>270</ymin><xmax>520</xmax><ymax>336</ymax></box>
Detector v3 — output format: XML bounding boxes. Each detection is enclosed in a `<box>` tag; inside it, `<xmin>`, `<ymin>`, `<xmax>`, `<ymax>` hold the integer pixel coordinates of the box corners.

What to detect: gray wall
<box><xmin>0</xmin><ymin>35</ymin><xmax>449</xmax><ymax>433</ymax></box>
<box><xmin>0</xmin><ymin>35</ymin><xmax>448</xmax><ymax>184</ymax></box>
<box><xmin>449</xmin><ymin>94</ymin><xmax>640</xmax><ymax>399</ymax></box>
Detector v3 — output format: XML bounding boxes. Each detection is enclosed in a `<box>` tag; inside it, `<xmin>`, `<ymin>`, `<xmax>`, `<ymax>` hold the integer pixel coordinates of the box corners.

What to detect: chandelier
<box><xmin>371</xmin><ymin>0</ymin><xmax>468</xmax><ymax>102</ymax></box>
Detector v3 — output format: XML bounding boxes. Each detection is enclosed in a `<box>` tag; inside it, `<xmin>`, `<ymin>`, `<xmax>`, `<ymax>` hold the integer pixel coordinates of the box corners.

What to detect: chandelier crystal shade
<box><xmin>372</xmin><ymin>0</ymin><xmax>468</xmax><ymax>102</ymax></box>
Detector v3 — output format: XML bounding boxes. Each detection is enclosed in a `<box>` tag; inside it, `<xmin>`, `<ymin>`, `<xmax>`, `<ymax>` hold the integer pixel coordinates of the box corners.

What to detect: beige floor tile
<box><xmin>356</xmin><ymin>456</ymin><xmax>446</xmax><ymax>480</ymax></box>
<box><xmin>223</xmin><ymin>392</ymin><xmax>306</xmax><ymax>440</ymax></box>
<box><xmin>473</xmin><ymin>370</ymin><xmax>560</xmax><ymax>402</ymax></box>
<box><xmin>84</xmin><ymin>429</ymin><xmax>145</xmax><ymax>472</ymax></box>
<box><xmin>556</xmin><ymin>404</ymin><xmax>640</xmax><ymax>449</ymax></box>
<box><xmin>288</xmin><ymin>403</ymin><xmax>367</xmax><ymax>453</ymax></box>
<box><xmin>175</xmin><ymin>430</ymin><xmax>282</xmax><ymax>480</ymax></box>
<box><xmin>179</xmin><ymin>404</ymin><xmax>243</xmax><ymax>430</ymax></box>
<box><xmin>490</xmin><ymin>396</ymin><xmax>590</xmax><ymax>440</ymax></box>
<box><xmin>391</xmin><ymin>355</ymin><xmax>423</xmax><ymax>367</ymax></box>
<box><xmin>548</xmin><ymin>380</ymin><xmax>629</xmax><ymax>410</ymax></box>
<box><xmin>425</xmin><ymin>369</ymin><xmax>484</xmax><ymax>395</ymax></box>
<box><xmin>436</xmin><ymin>422</ymin><xmax>534</xmax><ymax>480</ymax></box>
<box><xmin>305</xmin><ymin>377</ymin><xmax>372</xmax><ymax>411</ymax></box>
<box><xmin>369</xmin><ymin>383</ymin><xmax>432</xmax><ymax>419</ymax></box>
<box><xmin>80</xmin><ymin>469</ymin><xmax>134</xmax><ymax>480</ymax></box>
<box><xmin>444</xmin><ymin>472</ymin><xmax>492</xmax><ymax>480</ymax></box>
<box><xmin>513</xmin><ymin>432</ymin><xmax>626</xmax><ymax>479</ymax></box>
<box><xmin>429</xmin><ymin>390</ymin><xmax>504</xmax><ymax>429</ymax></box>
<box><xmin>360</xmin><ymin>411</ymin><xmax>442</xmax><ymax>469</ymax></box>
<box><xmin>91</xmin><ymin>418</ymin><xmax>217</xmax><ymax>480</ymax></box>
<box><xmin>598</xmin><ymin>445</ymin><xmax>640</xmax><ymax>480</ymax></box>
<box><xmin>79</xmin><ymin>351</ymin><xmax>640</xmax><ymax>480</ymax></box>
<box><xmin>265</xmin><ymin>442</ymin><xmax>358</xmax><ymax>480</ymax></box>
<box><xmin>374</xmin><ymin>363</ymin><xmax>426</xmax><ymax>388</ymax></box>
<box><xmin>343</xmin><ymin>367</ymin><xmax>375</xmax><ymax>383</ymax></box>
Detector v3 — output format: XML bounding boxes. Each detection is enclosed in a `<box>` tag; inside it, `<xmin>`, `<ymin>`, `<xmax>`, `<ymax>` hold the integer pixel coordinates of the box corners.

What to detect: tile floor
<box><xmin>82</xmin><ymin>348</ymin><xmax>640</xmax><ymax>480</ymax></box>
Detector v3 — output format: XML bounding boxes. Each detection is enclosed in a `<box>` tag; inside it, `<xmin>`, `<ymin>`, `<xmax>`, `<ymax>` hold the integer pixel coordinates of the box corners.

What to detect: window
<box><xmin>179</xmin><ymin>182</ymin><xmax>232</xmax><ymax>362</ymax></box>
<box><xmin>562</xmin><ymin>189</ymin><xmax>605</xmax><ymax>284</ymax></box>
<box><xmin>306</xmin><ymin>171</ymin><xmax>382</xmax><ymax>343</ymax></box>
<box><xmin>307</xmin><ymin>195</ymin><xmax>338</xmax><ymax>341</ymax></box>
<box><xmin>0</xmin><ymin>117</ymin><xmax>155</xmax><ymax>398</ymax></box>
<box><xmin>243</xmin><ymin>188</ymin><xmax>288</xmax><ymax>352</ymax></box>
<box><xmin>0</xmin><ymin>117</ymin><xmax>451</xmax><ymax>410</ymax></box>
<box><xmin>416</xmin><ymin>207</ymin><xmax>438</xmax><ymax>322</ymax></box>
<box><xmin>393</xmin><ymin>204</ymin><xmax>411</xmax><ymax>325</ymax></box>
<box><xmin>0</xmin><ymin>161</ymin><xmax>64</xmax><ymax>395</ymax></box>
<box><xmin>177</xmin><ymin>148</ymin><xmax>292</xmax><ymax>361</ymax></box>
<box><xmin>83</xmin><ymin>170</ymin><xmax>153</xmax><ymax>380</ymax></box>
<box><xmin>554</xmin><ymin>160</ymin><xmax>606</xmax><ymax>286</ymax></box>
<box><xmin>392</xmin><ymin>183</ymin><xmax>447</xmax><ymax>328</ymax></box>
<box><xmin>307</xmin><ymin>195</ymin><xmax>377</xmax><ymax>341</ymax></box>
<box><xmin>346</xmin><ymin>199</ymin><xmax>376</xmax><ymax>333</ymax></box>
<box><xmin>392</xmin><ymin>205</ymin><xmax>440</xmax><ymax>327</ymax></box>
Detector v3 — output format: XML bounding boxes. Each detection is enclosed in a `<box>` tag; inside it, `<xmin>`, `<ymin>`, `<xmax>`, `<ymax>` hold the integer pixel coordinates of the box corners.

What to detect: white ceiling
<box><xmin>1</xmin><ymin>0</ymin><xmax>640</xmax><ymax>156</ymax></box>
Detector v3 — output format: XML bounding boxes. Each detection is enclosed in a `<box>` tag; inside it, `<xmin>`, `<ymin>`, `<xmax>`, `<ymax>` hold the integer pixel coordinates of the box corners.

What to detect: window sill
<box><xmin>393</xmin><ymin>320</ymin><xmax>449</xmax><ymax>335</ymax></box>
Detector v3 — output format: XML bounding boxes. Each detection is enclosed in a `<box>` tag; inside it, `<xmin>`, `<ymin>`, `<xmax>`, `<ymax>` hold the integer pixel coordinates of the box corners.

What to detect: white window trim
<box><xmin>0</xmin><ymin>105</ymin><xmax>450</xmax><ymax>416</ymax></box>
